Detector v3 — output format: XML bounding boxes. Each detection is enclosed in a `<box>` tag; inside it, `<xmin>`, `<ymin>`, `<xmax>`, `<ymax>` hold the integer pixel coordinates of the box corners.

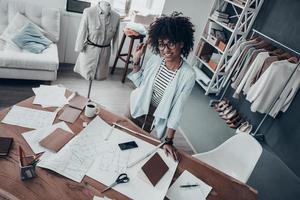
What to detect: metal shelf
<box><xmin>201</xmin><ymin>36</ymin><xmax>225</xmax><ymax>54</ymax></box>
<box><xmin>209</xmin><ymin>17</ymin><xmax>234</xmax><ymax>33</ymax></box>
<box><xmin>194</xmin><ymin>0</ymin><xmax>264</xmax><ymax>95</ymax></box>
<box><xmin>224</xmin><ymin>0</ymin><xmax>245</xmax><ymax>9</ymax></box>
<box><xmin>193</xmin><ymin>66</ymin><xmax>218</xmax><ymax>94</ymax></box>
<box><xmin>195</xmin><ymin>57</ymin><xmax>215</xmax><ymax>73</ymax></box>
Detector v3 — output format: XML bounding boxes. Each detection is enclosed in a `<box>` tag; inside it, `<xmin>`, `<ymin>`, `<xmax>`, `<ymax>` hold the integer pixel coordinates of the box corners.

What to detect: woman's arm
<box><xmin>163</xmin><ymin>128</ymin><xmax>178</xmax><ymax>161</ymax></box>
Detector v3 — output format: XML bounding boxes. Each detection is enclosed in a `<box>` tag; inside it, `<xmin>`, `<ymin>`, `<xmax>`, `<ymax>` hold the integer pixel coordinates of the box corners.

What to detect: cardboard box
<box><xmin>207</xmin><ymin>35</ymin><xmax>218</xmax><ymax>46</ymax></box>
<box><xmin>208</xmin><ymin>59</ymin><xmax>218</xmax><ymax>71</ymax></box>
<box><xmin>217</xmin><ymin>40</ymin><xmax>227</xmax><ymax>51</ymax></box>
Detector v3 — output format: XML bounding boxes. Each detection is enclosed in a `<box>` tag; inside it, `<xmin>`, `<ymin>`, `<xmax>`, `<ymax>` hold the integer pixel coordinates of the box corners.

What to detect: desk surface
<box><xmin>0</xmin><ymin>96</ymin><xmax>258</xmax><ymax>200</ymax></box>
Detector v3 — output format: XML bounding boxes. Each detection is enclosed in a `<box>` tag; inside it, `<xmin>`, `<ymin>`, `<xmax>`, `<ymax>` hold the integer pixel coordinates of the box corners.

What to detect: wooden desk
<box><xmin>0</xmin><ymin>96</ymin><xmax>258</xmax><ymax>200</ymax></box>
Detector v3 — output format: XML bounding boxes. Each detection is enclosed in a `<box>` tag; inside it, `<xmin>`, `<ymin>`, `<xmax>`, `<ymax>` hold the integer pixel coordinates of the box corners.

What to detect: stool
<box><xmin>110</xmin><ymin>32</ymin><xmax>145</xmax><ymax>83</ymax></box>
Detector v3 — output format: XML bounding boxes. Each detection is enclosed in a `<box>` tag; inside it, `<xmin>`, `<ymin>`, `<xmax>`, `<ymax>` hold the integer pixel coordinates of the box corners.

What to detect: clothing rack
<box><xmin>213</xmin><ymin>28</ymin><xmax>300</xmax><ymax>139</ymax></box>
<box><xmin>251</xmin><ymin>29</ymin><xmax>300</xmax><ymax>57</ymax></box>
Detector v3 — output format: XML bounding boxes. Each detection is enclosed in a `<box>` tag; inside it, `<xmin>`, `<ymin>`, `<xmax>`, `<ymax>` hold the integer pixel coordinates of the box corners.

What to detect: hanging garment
<box><xmin>233</xmin><ymin>51</ymin><xmax>270</xmax><ymax>98</ymax></box>
<box><xmin>227</xmin><ymin>40</ymin><xmax>258</xmax><ymax>75</ymax></box>
<box><xmin>231</xmin><ymin>47</ymin><xmax>257</xmax><ymax>89</ymax></box>
<box><xmin>246</xmin><ymin>60</ymin><xmax>298</xmax><ymax>116</ymax></box>
<box><xmin>251</xmin><ymin>56</ymin><xmax>278</xmax><ymax>84</ymax></box>
<box><xmin>74</xmin><ymin>6</ymin><xmax>120</xmax><ymax>80</ymax></box>
<box><xmin>230</xmin><ymin>41</ymin><xmax>265</xmax><ymax>84</ymax></box>
<box><xmin>231</xmin><ymin>40</ymin><xmax>269</xmax><ymax>89</ymax></box>
<box><xmin>269</xmin><ymin>66</ymin><xmax>300</xmax><ymax>117</ymax></box>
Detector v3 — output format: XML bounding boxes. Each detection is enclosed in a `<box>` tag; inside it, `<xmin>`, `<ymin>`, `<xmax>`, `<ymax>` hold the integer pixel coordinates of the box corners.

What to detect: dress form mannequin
<box><xmin>74</xmin><ymin>0</ymin><xmax>120</xmax><ymax>98</ymax></box>
<box><xmin>86</xmin><ymin>1</ymin><xmax>112</xmax><ymax>98</ymax></box>
<box><xmin>99</xmin><ymin>0</ymin><xmax>111</xmax><ymax>16</ymax></box>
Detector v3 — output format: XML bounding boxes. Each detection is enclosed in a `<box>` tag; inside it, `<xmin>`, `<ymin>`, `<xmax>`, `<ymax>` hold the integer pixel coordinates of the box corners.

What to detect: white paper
<box><xmin>22</xmin><ymin>122</ymin><xmax>73</xmax><ymax>154</ymax></box>
<box><xmin>86</xmin><ymin>118</ymin><xmax>179</xmax><ymax>200</ymax></box>
<box><xmin>33</xmin><ymin>85</ymin><xmax>68</xmax><ymax>108</ymax></box>
<box><xmin>37</xmin><ymin>117</ymin><xmax>107</xmax><ymax>182</ymax></box>
<box><xmin>166</xmin><ymin>170</ymin><xmax>212</xmax><ymax>200</ymax></box>
<box><xmin>1</xmin><ymin>105</ymin><xmax>56</xmax><ymax>129</ymax></box>
<box><xmin>93</xmin><ymin>196</ymin><xmax>112</xmax><ymax>200</ymax></box>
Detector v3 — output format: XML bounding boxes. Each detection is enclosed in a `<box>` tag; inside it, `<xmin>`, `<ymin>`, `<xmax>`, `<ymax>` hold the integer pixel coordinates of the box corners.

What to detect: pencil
<box><xmin>113</xmin><ymin>122</ymin><xmax>160</xmax><ymax>143</ymax></box>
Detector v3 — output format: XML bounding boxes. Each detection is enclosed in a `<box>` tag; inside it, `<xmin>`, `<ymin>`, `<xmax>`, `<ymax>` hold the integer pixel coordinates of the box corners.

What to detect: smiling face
<box><xmin>158</xmin><ymin>39</ymin><xmax>183</xmax><ymax>63</ymax></box>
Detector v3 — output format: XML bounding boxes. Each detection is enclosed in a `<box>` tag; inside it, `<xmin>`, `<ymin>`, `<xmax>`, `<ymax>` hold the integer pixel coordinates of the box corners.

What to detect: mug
<box><xmin>84</xmin><ymin>102</ymin><xmax>99</xmax><ymax>118</ymax></box>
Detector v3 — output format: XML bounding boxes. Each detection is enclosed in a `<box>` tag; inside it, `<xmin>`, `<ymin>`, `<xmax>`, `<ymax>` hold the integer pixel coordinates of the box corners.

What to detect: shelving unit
<box><xmin>192</xmin><ymin>0</ymin><xmax>264</xmax><ymax>95</ymax></box>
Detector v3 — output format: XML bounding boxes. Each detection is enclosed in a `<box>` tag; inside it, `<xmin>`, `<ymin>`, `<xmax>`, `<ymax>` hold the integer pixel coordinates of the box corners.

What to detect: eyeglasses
<box><xmin>158</xmin><ymin>42</ymin><xmax>176</xmax><ymax>50</ymax></box>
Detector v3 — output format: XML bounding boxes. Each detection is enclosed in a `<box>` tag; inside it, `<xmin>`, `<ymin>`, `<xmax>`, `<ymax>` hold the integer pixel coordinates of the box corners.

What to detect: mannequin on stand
<box><xmin>74</xmin><ymin>0</ymin><xmax>120</xmax><ymax>98</ymax></box>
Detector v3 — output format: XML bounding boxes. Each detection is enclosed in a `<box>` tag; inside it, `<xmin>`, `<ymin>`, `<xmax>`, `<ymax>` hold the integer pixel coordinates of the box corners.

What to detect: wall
<box><xmin>253</xmin><ymin>0</ymin><xmax>300</xmax><ymax>53</ymax></box>
<box><xmin>162</xmin><ymin>0</ymin><xmax>214</xmax><ymax>62</ymax></box>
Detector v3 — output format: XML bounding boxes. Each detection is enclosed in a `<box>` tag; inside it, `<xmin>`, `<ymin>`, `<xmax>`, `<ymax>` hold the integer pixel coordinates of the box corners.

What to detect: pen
<box><xmin>127</xmin><ymin>142</ymin><xmax>165</xmax><ymax>168</ymax></box>
<box><xmin>30</xmin><ymin>159</ymin><xmax>41</xmax><ymax>166</ymax></box>
<box><xmin>19</xmin><ymin>146</ymin><xmax>23</xmax><ymax>166</ymax></box>
<box><xmin>180</xmin><ymin>184</ymin><xmax>199</xmax><ymax>188</ymax></box>
<box><xmin>33</xmin><ymin>152</ymin><xmax>44</xmax><ymax>160</ymax></box>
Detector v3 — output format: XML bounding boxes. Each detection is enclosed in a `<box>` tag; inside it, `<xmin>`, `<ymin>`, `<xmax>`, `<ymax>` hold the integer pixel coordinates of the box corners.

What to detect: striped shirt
<box><xmin>151</xmin><ymin>59</ymin><xmax>181</xmax><ymax>107</ymax></box>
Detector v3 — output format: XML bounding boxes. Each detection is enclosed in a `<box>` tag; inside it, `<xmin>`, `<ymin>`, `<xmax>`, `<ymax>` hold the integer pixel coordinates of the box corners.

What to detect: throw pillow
<box><xmin>0</xmin><ymin>12</ymin><xmax>50</xmax><ymax>51</ymax></box>
<box><xmin>12</xmin><ymin>22</ymin><xmax>52</xmax><ymax>54</ymax></box>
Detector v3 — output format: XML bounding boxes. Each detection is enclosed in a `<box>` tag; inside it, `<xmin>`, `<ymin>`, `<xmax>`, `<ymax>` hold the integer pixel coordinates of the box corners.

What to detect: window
<box><xmin>66</xmin><ymin>0</ymin><xmax>91</xmax><ymax>14</ymax></box>
<box><xmin>66</xmin><ymin>0</ymin><xmax>165</xmax><ymax>16</ymax></box>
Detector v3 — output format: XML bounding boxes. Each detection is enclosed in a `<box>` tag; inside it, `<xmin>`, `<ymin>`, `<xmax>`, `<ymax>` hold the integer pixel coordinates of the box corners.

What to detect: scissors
<box><xmin>101</xmin><ymin>173</ymin><xmax>130</xmax><ymax>193</ymax></box>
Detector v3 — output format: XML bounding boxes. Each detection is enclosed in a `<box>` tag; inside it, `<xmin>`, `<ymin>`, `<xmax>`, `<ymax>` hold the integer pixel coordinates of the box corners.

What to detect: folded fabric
<box><xmin>125</xmin><ymin>22</ymin><xmax>147</xmax><ymax>35</ymax></box>
<box><xmin>12</xmin><ymin>23</ymin><xmax>52</xmax><ymax>54</ymax></box>
<box><xmin>124</xmin><ymin>27</ymin><xmax>140</xmax><ymax>36</ymax></box>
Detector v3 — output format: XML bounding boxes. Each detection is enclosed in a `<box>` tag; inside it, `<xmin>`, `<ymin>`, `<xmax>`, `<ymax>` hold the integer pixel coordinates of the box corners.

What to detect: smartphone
<box><xmin>118</xmin><ymin>141</ymin><xmax>138</xmax><ymax>151</ymax></box>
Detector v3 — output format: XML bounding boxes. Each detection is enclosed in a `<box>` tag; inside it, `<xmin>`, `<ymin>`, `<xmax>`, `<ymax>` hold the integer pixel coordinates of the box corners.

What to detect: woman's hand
<box><xmin>163</xmin><ymin>144</ymin><xmax>178</xmax><ymax>161</ymax></box>
<box><xmin>133</xmin><ymin>43</ymin><xmax>147</xmax><ymax>64</ymax></box>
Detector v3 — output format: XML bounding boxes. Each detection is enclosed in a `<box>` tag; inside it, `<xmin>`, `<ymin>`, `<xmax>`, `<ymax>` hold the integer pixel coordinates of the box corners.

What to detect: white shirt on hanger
<box><xmin>233</xmin><ymin>51</ymin><xmax>269</xmax><ymax>98</ymax></box>
<box><xmin>246</xmin><ymin>60</ymin><xmax>298</xmax><ymax>117</ymax></box>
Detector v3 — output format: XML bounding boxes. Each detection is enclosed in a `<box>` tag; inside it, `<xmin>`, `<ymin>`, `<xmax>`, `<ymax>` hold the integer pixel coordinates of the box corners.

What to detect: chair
<box><xmin>110</xmin><ymin>31</ymin><xmax>145</xmax><ymax>83</ymax></box>
<box><xmin>193</xmin><ymin>133</ymin><xmax>262</xmax><ymax>183</ymax></box>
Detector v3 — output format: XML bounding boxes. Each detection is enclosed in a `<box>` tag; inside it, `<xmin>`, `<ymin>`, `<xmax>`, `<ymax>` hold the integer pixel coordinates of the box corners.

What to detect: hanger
<box><xmin>277</xmin><ymin>52</ymin><xmax>292</xmax><ymax>60</ymax></box>
<box><xmin>287</xmin><ymin>56</ymin><xmax>299</xmax><ymax>64</ymax></box>
<box><xmin>265</xmin><ymin>45</ymin><xmax>276</xmax><ymax>51</ymax></box>
<box><xmin>248</xmin><ymin>36</ymin><xmax>262</xmax><ymax>43</ymax></box>
<box><xmin>269</xmin><ymin>48</ymin><xmax>285</xmax><ymax>56</ymax></box>
<box><xmin>255</xmin><ymin>40</ymin><xmax>270</xmax><ymax>49</ymax></box>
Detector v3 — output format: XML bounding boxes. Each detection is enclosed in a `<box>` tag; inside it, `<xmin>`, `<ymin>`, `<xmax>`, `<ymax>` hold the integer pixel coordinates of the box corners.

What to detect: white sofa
<box><xmin>0</xmin><ymin>0</ymin><xmax>60</xmax><ymax>81</ymax></box>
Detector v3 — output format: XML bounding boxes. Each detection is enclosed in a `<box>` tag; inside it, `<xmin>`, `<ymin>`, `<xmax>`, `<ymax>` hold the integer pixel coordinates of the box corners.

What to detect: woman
<box><xmin>127</xmin><ymin>12</ymin><xmax>196</xmax><ymax>161</ymax></box>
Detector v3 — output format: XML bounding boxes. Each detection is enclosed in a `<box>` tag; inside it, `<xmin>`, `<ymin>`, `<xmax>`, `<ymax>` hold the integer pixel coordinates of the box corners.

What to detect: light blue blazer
<box><xmin>127</xmin><ymin>55</ymin><xmax>196</xmax><ymax>139</ymax></box>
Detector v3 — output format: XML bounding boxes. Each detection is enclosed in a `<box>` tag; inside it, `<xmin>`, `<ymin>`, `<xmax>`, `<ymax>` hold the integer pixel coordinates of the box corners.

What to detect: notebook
<box><xmin>39</xmin><ymin>128</ymin><xmax>75</xmax><ymax>152</ymax></box>
<box><xmin>141</xmin><ymin>152</ymin><xmax>169</xmax><ymax>186</ymax></box>
<box><xmin>58</xmin><ymin>105</ymin><xmax>82</xmax><ymax>123</ymax></box>
<box><xmin>0</xmin><ymin>137</ymin><xmax>13</xmax><ymax>157</ymax></box>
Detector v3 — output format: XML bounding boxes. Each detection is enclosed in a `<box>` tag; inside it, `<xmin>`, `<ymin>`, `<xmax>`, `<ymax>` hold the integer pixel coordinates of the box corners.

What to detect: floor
<box><xmin>181</xmin><ymin>84</ymin><xmax>300</xmax><ymax>200</ymax></box>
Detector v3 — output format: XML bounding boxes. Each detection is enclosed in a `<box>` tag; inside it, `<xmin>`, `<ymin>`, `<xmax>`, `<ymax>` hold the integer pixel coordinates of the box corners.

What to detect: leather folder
<box><xmin>141</xmin><ymin>152</ymin><xmax>169</xmax><ymax>186</ymax></box>
<box><xmin>58</xmin><ymin>105</ymin><xmax>82</xmax><ymax>123</ymax></box>
<box><xmin>0</xmin><ymin>137</ymin><xmax>13</xmax><ymax>157</ymax></box>
<box><xmin>39</xmin><ymin>128</ymin><xmax>75</xmax><ymax>152</ymax></box>
<box><xmin>69</xmin><ymin>95</ymin><xmax>89</xmax><ymax>110</ymax></box>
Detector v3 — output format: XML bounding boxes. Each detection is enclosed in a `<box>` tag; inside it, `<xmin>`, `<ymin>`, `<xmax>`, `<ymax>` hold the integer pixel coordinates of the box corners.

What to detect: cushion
<box><xmin>0</xmin><ymin>0</ymin><xmax>60</xmax><ymax>42</ymax></box>
<box><xmin>12</xmin><ymin>22</ymin><xmax>52</xmax><ymax>53</ymax></box>
<box><xmin>0</xmin><ymin>12</ymin><xmax>50</xmax><ymax>51</ymax></box>
<box><xmin>0</xmin><ymin>43</ymin><xmax>58</xmax><ymax>71</ymax></box>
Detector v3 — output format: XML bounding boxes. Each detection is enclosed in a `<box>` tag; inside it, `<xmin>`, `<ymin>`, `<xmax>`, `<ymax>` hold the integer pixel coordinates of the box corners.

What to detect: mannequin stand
<box><xmin>87</xmin><ymin>79</ymin><xmax>93</xmax><ymax>99</ymax></box>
